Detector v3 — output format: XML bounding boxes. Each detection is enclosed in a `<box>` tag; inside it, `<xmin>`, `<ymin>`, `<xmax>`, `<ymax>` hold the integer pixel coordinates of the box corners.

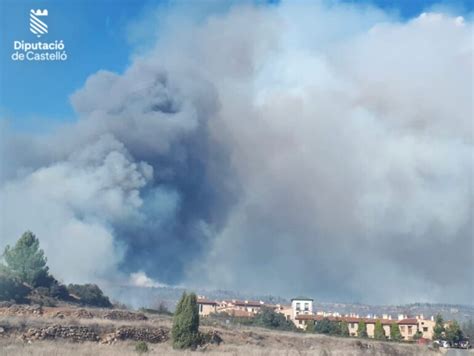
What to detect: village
<box><xmin>197</xmin><ymin>296</ymin><xmax>449</xmax><ymax>343</ymax></box>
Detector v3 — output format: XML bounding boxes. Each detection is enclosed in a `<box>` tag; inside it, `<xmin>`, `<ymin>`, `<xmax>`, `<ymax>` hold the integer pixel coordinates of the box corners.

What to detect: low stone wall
<box><xmin>19</xmin><ymin>324</ymin><xmax>170</xmax><ymax>344</ymax></box>
<box><xmin>21</xmin><ymin>325</ymin><xmax>100</xmax><ymax>342</ymax></box>
<box><xmin>101</xmin><ymin>326</ymin><xmax>169</xmax><ymax>344</ymax></box>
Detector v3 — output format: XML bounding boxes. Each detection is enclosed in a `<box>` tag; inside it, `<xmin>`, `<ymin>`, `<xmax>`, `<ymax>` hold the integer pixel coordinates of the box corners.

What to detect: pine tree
<box><xmin>171</xmin><ymin>292</ymin><xmax>200</xmax><ymax>349</ymax></box>
<box><xmin>374</xmin><ymin>320</ymin><xmax>386</xmax><ymax>340</ymax></box>
<box><xmin>357</xmin><ymin>320</ymin><xmax>368</xmax><ymax>338</ymax></box>
<box><xmin>390</xmin><ymin>322</ymin><xmax>402</xmax><ymax>341</ymax></box>
<box><xmin>2</xmin><ymin>231</ymin><xmax>49</xmax><ymax>287</ymax></box>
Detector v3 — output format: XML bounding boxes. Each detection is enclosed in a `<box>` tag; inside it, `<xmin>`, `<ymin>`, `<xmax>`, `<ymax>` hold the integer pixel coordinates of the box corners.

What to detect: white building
<box><xmin>291</xmin><ymin>297</ymin><xmax>313</xmax><ymax>319</ymax></box>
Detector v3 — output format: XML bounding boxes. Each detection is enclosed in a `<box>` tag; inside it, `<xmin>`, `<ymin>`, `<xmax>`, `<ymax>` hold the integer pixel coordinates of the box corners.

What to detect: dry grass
<box><xmin>0</xmin><ymin>337</ymin><xmax>446</xmax><ymax>356</ymax></box>
<box><xmin>0</xmin><ymin>306</ymin><xmax>450</xmax><ymax>356</ymax></box>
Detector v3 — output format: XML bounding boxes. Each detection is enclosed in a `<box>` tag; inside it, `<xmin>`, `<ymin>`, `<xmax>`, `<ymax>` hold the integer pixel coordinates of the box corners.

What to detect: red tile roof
<box><xmin>232</xmin><ymin>300</ymin><xmax>262</xmax><ymax>307</ymax></box>
<box><xmin>197</xmin><ymin>299</ymin><xmax>218</xmax><ymax>305</ymax></box>
<box><xmin>397</xmin><ymin>318</ymin><xmax>418</xmax><ymax>325</ymax></box>
<box><xmin>295</xmin><ymin>315</ymin><xmax>406</xmax><ymax>325</ymax></box>
<box><xmin>224</xmin><ymin>309</ymin><xmax>254</xmax><ymax>318</ymax></box>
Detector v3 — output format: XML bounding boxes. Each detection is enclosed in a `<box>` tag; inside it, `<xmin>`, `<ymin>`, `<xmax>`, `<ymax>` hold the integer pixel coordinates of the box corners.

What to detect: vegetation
<box><xmin>171</xmin><ymin>292</ymin><xmax>200</xmax><ymax>349</ymax></box>
<box><xmin>412</xmin><ymin>331</ymin><xmax>422</xmax><ymax>341</ymax></box>
<box><xmin>135</xmin><ymin>341</ymin><xmax>149</xmax><ymax>354</ymax></box>
<box><xmin>140</xmin><ymin>302</ymin><xmax>173</xmax><ymax>316</ymax></box>
<box><xmin>314</xmin><ymin>318</ymin><xmax>341</xmax><ymax>335</ymax></box>
<box><xmin>433</xmin><ymin>314</ymin><xmax>445</xmax><ymax>340</ymax></box>
<box><xmin>445</xmin><ymin>320</ymin><xmax>464</xmax><ymax>345</ymax></box>
<box><xmin>0</xmin><ymin>273</ymin><xmax>30</xmax><ymax>302</ymax></box>
<box><xmin>67</xmin><ymin>284</ymin><xmax>112</xmax><ymax>308</ymax></box>
<box><xmin>0</xmin><ymin>231</ymin><xmax>112</xmax><ymax>307</ymax></box>
<box><xmin>462</xmin><ymin>319</ymin><xmax>474</xmax><ymax>342</ymax></box>
<box><xmin>305</xmin><ymin>320</ymin><xmax>316</xmax><ymax>333</ymax></box>
<box><xmin>253</xmin><ymin>307</ymin><xmax>296</xmax><ymax>331</ymax></box>
<box><xmin>390</xmin><ymin>322</ymin><xmax>402</xmax><ymax>341</ymax></box>
<box><xmin>211</xmin><ymin>308</ymin><xmax>295</xmax><ymax>332</ymax></box>
<box><xmin>339</xmin><ymin>321</ymin><xmax>350</xmax><ymax>337</ymax></box>
<box><xmin>305</xmin><ymin>318</ymin><xmax>350</xmax><ymax>337</ymax></box>
<box><xmin>357</xmin><ymin>320</ymin><xmax>368</xmax><ymax>338</ymax></box>
<box><xmin>374</xmin><ymin>320</ymin><xmax>386</xmax><ymax>340</ymax></box>
<box><xmin>0</xmin><ymin>231</ymin><xmax>68</xmax><ymax>303</ymax></box>
<box><xmin>2</xmin><ymin>231</ymin><xmax>51</xmax><ymax>287</ymax></box>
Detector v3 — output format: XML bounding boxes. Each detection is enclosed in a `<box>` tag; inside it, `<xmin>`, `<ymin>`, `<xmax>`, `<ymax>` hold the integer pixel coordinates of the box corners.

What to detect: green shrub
<box><xmin>0</xmin><ymin>273</ymin><xmax>30</xmax><ymax>302</ymax></box>
<box><xmin>49</xmin><ymin>281</ymin><xmax>69</xmax><ymax>300</ymax></box>
<box><xmin>253</xmin><ymin>307</ymin><xmax>296</xmax><ymax>331</ymax></box>
<box><xmin>140</xmin><ymin>302</ymin><xmax>172</xmax><ymax>316</ymax></box>
<box><xmin>135</xmin><ymin>341</ymin><xmax>149</xmax><ymax>354</ymax></box>
<box><xmin>67</xmin><ymin>284</ymin><xmax>112</xmax><ymax>307</ymax></box>
<box><xmin>171</xmin><ymin>292</ymin><xmax>200</xmax><ymax>349</ymax></box>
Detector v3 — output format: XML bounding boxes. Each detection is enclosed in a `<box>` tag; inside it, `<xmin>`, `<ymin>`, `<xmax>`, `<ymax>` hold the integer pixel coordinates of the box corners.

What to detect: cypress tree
<box><xmin>172</xmin><ymin>292</ymin><xmax>200</xmax><ymax>349</ymax></box>
<box><xmin>339</xmin><ymin>321</ymin><xmax>350</xmax><ymax>337</ymax></box>
<box><xmin>390</xmin><ymin>322</ymin><xmax>402</xmax><ymax>341</ymax></box>
<box><xmin>357</xmin><ymin>320</ymin><xmax>368</xmax><ymax>338</ymax></box>
<box><xmin>374</xmin><ymin>320</ymin><xmax>386</xmax><ymax>340</ymax></box>
<box><xmin>433</xmin><ymin>314</ymin><xmax>445</xmax><ymax>340</ymax></box>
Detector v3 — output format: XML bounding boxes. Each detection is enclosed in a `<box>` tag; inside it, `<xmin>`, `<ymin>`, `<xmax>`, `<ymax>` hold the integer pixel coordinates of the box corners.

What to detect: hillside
<box><xmin>0</xmin><ymin>304</ymin><xmax>453</xmax><ymax>356</ymax></box>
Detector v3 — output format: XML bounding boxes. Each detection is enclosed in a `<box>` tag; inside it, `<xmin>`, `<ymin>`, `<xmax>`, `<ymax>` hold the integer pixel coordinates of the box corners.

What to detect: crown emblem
<box><xmin>31</xmin><ymin>9</ymin><xmax>48</xmax><ymax>16</ymax></box>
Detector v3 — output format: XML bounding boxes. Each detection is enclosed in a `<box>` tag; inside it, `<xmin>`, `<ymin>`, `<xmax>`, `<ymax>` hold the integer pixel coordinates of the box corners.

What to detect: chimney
<box><xmin>398</xmin><ymin>314</ymin><xmax>404</xmax><ymax>320</ymax></box>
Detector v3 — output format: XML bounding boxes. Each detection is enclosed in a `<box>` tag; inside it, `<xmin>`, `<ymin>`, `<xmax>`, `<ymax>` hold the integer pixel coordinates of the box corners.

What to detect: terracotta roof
<box><xmin>232</xmin><ymin>300</ymin><xmax>262</xmax><ymax>307</ymax></box>
<box><xmin>197</xmin><ymin>299</ymin><xmax>218</xmax><ymax>305</ymax></box>
<box><xmin>225</xmin><ymin>309</ymin><xmax>254</xmax><ymax>318</ymax></box>
<box><xmin>398</xmin><ymin>318</ymin><xmax>418</xmax><ymax>325</ymax></box>
<box><xmin>295</xmin><ymin>315</ymin><xmax>398</xmax><ymax>325</ymax></box>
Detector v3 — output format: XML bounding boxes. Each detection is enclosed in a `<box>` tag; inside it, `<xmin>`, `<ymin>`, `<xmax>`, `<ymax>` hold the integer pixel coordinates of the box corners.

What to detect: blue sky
<box><xmin>0</xmin><ymin>0</ymin><xmax>472</xmax><ymax>131</ymax></box>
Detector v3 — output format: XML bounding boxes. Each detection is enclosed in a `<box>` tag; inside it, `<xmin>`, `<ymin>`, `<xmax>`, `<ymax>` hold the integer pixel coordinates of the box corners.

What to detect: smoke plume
<box><xmin>0</xmin><ymin>1</ymin><xmax>472</xmax><ymax>304</ymax></box>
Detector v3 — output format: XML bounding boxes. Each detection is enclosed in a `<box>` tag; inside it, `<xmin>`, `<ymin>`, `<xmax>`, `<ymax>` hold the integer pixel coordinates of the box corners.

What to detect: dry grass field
<box><xmin>0</xmin><ymin>305</ymin><xmax>467</xmax><ymax>356</ymax></box>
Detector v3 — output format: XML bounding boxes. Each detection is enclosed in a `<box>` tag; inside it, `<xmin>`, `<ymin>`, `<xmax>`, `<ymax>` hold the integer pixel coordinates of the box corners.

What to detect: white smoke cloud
<box><xmin>130</xmin><ymin>271</ymin><xmax>167</xmax><ymax>288</ymax></box>
<box><xmin>1</xmin><ymin>1</ymin><xmax>472</xmax><ymax>304</ymax></box>
<box><xmin>0</xmin><ymin>135</ymin><xmax>152</xmax><ymax>283</ymax></box>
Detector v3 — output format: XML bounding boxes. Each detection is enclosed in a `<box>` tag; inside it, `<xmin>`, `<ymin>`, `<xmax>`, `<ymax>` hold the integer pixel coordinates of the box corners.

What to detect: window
<box><xmin>199</xmin><ymin>304</ymin><xmax>203</xmax><ymax>312</ymax></box>
<box><xmin>299</xmin><ymin>320</ymin><xmax>302</xmax><ymax>325</ymax></box>
<box><xmin>400</xmin><ymin>326</ymin><xmax>405</xmax><ymax>332</ymax></box>
<box><xmin>423</xmin><ymin>327</ymin><xmax>428</xmax><ymax>332</ymax></box>
<box><xmin>296</xmin><ymin>302</ymin><xmax>301</xmax><ymax>311</ymax></box>
<box><xmin>408</xmin><ymin>326</ymin><xmax>412</xmax><ymax>334</ymax></box>
<box><xmin>304</xmin><ymin>303</ymin><xmax>309</xmax><ymax>311</ymax></box>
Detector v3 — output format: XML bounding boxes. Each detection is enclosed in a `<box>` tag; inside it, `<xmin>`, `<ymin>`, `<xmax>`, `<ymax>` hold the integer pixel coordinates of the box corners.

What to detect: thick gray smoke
<box><xmin>0</xmin><ymin>1</ymin><xmax>472</xmax><ymax>304</ymax></box>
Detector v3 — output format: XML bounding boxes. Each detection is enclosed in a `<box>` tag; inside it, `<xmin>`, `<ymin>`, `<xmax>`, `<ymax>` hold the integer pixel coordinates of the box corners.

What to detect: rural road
<box><xmin>446</xmin><ymin>350</ymin><xmax>473</xmax><ymax>356</ymax></box>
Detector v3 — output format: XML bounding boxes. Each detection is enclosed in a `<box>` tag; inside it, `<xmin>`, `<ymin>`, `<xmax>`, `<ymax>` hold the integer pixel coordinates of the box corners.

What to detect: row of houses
<box><xmin>197</xmin><ymin>296</ymin><xmax>440</xmax><ymax>341</ymax></box>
